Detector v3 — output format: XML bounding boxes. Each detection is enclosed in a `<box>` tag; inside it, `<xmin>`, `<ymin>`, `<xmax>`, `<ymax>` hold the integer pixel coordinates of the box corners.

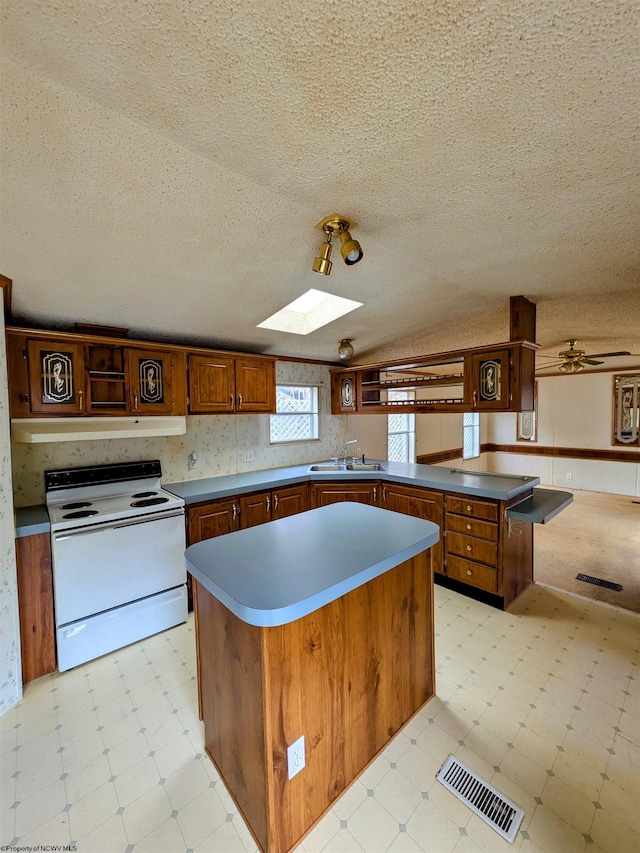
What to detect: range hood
<box><xmin>11</xmin><ymin>417</ymin><xmax>187</xmax><ymax>444</ymax></box>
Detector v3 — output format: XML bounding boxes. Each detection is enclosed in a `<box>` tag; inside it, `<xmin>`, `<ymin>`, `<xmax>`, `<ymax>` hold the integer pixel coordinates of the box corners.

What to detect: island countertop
<box><xmin>185</xmin><ymin>502</ymin><xmax>440</xmax><ymax>627</ymax></box>
<box><xmin>166</xmin><ymin>459</ymin><xmax>539</xmax><ymax>504</ymax></box>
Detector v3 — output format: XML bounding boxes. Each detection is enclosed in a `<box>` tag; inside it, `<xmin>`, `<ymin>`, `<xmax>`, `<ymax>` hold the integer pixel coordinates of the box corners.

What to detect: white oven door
<box><xmin>52</xmin><ymin>509</ymin><xmax>186</xmax><ymax>626</ymax></box>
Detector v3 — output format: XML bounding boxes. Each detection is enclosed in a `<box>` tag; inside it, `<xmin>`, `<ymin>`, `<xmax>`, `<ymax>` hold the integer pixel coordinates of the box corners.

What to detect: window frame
<box><xmin>268</xmin><ymin>383</ymin><xmax>321</xmax><ymax>445</ymax></box>
<box><xmin>462</xmin><ymin>411</ymin><xmax>480</xmax><ymax>459</ymax></box>
<box><xmin>387</xmin><ymin>390</ymin><xmax>416</xmax><ymax>463</ymax></box>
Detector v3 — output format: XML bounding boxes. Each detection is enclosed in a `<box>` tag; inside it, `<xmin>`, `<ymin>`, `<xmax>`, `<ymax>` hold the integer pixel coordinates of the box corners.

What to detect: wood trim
<box><xmin>15</xmin><ymin>532</ymin><xmax>57</xmax><ymax>683</ymax></box>
<box><xmin>484</xmin><ymin>443</ymin><xmax>640</xmax><ymax>463</ymax></box>
<box><xmin>0</xmin><ymin>274</ymin><xmax>12</xmax><ymax>319</ymax></box>
<box><xmin>509</xmin><ymin>295</ymin><xmax>536</xmax><ymax>343</ymax></box>
<box><xmin>416</xmin><ymin>447</ymin><xmax>465</xmax><ymax>464</ymax></box>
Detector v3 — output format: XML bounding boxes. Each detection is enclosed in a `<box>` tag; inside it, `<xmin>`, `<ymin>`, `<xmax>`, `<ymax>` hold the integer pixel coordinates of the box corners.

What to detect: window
<box><xmin>387</xmin><ymin>390</ymin><xmax>415</xmax><ymax>462</ymax></box>
<box><xmin>463</xmin><ymin>411</ymin><xmax>480</xmax><ymax>459</ymax></box>
<box><xmin>269</xmin><ymin>385</ymin><xmax>319</xmax><ymax>444</ymax></box>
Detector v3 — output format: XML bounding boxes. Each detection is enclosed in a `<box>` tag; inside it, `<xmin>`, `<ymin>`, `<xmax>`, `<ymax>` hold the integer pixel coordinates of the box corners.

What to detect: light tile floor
<box><xmin>1</xmin><ymin>583</ymin><xmax>638</xmax><ymax>853</ymax></box>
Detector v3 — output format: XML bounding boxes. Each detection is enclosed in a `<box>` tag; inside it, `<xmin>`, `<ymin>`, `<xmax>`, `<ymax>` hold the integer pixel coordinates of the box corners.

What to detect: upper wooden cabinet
<box><xmin>188</xmin><ymin>354</ymin><xmax>275</xmax><ymax>414</ymax></box>
<box><xmin>331</xmin><ymin>341</ymin><xmax>536</xmax><ymax>415</ymax></box>
<box><xmin>127</xmin><ymin>348</ymin><xmax>185</xmax><ymax>415</ymax></box>
<box><xmin>331</xmin><ymin>371</ymin><xmax>357</xmax><ymax>413</ymax></box>
<box><xmin>26</xmin><ymin>339</ymin><xmax>87</xmax><ymax>415</ymax></box>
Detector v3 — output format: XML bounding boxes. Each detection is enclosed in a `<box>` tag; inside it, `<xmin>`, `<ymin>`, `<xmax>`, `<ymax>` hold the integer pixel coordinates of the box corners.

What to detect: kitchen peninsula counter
<box><xmin>166</xmin><ymin>458</ymin><xmax>539</xmax><ymax>503</ymax></box>
<box><xmin>186</xmin><ymin>503</ymin><xmax>439</xmax><ymax>853</ymax></box>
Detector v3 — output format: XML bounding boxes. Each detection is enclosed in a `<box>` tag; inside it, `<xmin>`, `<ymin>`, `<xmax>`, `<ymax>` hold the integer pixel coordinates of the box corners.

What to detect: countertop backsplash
<box><xmin>10</xmin><ymin>361</ymin><xmax>349</xmax><ymax>507</ymax></box>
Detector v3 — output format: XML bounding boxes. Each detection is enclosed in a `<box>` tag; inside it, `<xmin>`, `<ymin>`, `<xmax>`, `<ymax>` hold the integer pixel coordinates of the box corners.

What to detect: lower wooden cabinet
<box><xmin>272</xmin><ymin>485</ymin><xmax>308</xmax><ymax>520</ymax></box>
<box><xmin>380</xmin><ymin>482</ymin><xmax>444</xmax><ymax>574</ymax></box>
<box><xmin>310</xmin><ymin>481</ymin><xmax>380</xmax><ymax>508</ymax></box>
<box><xmin>188</xmin><ymin>497</ymin><xmax>240</xmax><ymax>544</ymax></box>
<box><xmin>15</xmin><ymin>533</ymin><xmax>57</xmax><ymax>683</ymax></box>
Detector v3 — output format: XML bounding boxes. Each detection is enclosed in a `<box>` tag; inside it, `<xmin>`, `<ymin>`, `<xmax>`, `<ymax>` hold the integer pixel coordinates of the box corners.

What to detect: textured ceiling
<box><xmin>1</xmin><ymin>0</ymin><xmax>639</xmax><ymax>368</ymax></box>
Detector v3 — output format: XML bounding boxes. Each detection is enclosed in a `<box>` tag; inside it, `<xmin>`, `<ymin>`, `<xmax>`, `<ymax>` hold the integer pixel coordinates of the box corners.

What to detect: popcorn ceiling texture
<box><xmin>0</xmin><ymin>0</ymin><xmax>639</xmax><ymax>364</ymax></box>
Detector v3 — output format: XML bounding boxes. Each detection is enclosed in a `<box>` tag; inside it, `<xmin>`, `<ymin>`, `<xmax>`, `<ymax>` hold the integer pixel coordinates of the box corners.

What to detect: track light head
<box><xmin>313</xmin><ymin>213</ymin><xmax>363</xmax><ymax>274</ymax></box>
<box><xmin>339</xmin><ymin>230</ymin><xmax>363</xmax><ymax>265</ymax></box>
<box><xmin>312</xmin><ymin>238</ymin><xmax>333</xmax><ymax>275</ymax></box>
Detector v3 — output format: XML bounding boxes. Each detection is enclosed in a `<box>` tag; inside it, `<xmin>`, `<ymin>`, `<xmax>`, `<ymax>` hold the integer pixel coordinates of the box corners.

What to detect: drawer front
<box><xmin>446</xmin><ymin>495</ymin><xmax>499</xmax><ymax>522</ymax></box>
<box><xmin>446</xmin><ymin>531</ymin><xmax>498</xmax><ymax>566</ymax></box>
<box><xmin>445</xmin><ymin>512</ymin><xmax>498</xmax><ymax>542</ymax></box>
<box><xmin>446</xmin><ymin>555</ymin><xmax>498</xmax><ymax>593</ymax></box>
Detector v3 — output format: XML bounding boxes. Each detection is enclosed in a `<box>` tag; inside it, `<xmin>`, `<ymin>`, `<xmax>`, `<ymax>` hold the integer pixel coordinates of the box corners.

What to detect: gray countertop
<box><xmin>506</xmin><ymin>488</ymin><xmax>573</xmax><ymax>524</ymax></box>
<box><xmin>15</xmin><ymin>505</ymin><xmax>51</xmax><ymax>538</ymax></box>
<box><xmin>166</xmin><ymin>459</ymin><xmax>539</xmax><ymax>504</ymax></box>
<box><xmin>186</xmin><ymin>502</ymin><xmax>440</xmax><ymax>627</ymax></box>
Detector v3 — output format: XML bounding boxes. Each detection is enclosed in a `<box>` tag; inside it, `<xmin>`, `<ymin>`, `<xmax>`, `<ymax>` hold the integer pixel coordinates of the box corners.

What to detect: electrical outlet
<box><xmin>187</xmin><ymin>452</ymin><xmax>198</xmax><ymax>469</ymax></box>
<box><xmin>287</xmin><ymin>735</ymin><xmax>305</xmax><ymax>779</ymax></box>
<box><xmin>243</xmin><ymin>450</ymin><xmax>255</xmax><ymax>463</ymax></box>
<box><xmin>566</xmin><ymin>473</ymin><xmax>573</xmax><ymax>480</ymax></box>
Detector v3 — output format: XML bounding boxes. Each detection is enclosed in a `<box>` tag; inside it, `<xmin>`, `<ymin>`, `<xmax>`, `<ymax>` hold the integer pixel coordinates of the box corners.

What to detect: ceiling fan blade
<box><xmin>584</xmin><ymin>351</ymin><xmax>631</xmax><ymax>358</ymax></box>
<box><xmin>536</xmin><ymin>354</ymin><xmax>565</xmax><ymax>359</ymax></box>
<box><xmin>582</xmin><ymin>358</ymin><xmax>604</xmax><ymax>366</ymax></box>
<box><xmin>535</xmin><ymin>361</ymin><xmax>565</xmax><ymax>371</ymax></box>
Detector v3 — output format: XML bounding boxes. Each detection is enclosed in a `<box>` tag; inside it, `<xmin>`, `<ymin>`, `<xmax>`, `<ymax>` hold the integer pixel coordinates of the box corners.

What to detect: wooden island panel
<box><xmin>195</xmin><ymin>549</ymin><xmax>434</xmax><ymax>853</ymax></box>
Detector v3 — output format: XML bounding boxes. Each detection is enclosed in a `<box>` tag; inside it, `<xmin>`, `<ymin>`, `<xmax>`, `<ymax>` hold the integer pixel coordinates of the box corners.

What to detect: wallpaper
<box><xmin>11</xmin><ymin>361</ymin><xmax>349</xmax><ymax>506</ymax></box>
<box><xmin>1</xmin><ymin>311</ymin><xmax>22</xmax><ymax>714</ymax></box>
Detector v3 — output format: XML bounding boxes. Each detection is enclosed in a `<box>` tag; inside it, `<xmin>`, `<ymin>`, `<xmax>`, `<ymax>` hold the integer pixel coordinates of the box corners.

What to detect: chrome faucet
<box><xmin>342</xmin><ymin>439</ymin><xmax>358</xmax><ymax>464</ymax></box>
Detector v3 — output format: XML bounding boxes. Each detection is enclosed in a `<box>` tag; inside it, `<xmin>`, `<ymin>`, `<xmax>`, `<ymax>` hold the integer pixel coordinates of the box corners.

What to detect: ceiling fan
<box><xmin>536</xmin><ymin>340</ymin><xmax>632</xmax><ymax>373</ymax></box>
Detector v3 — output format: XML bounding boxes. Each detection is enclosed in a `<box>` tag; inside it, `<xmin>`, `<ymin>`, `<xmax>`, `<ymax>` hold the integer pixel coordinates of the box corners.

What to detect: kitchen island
<box><xmin>186</xmin><ymin>502</ymin><xmax>440</xmax><ymax>853</ymax></box>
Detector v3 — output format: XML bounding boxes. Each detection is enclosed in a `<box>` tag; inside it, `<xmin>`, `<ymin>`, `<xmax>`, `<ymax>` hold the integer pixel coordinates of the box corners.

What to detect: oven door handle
<box><xmin>53</xmin><ymin>509</ymin><xmax>185</xmax><ymax>540</ymax></box>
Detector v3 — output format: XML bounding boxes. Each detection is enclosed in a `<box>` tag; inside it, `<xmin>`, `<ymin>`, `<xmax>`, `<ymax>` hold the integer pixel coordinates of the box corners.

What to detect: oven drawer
<box><xmin>57</xmin><ymin>585</ymin><xmax>187</xmax><ymax>672</ymax></box>
<box><xmin>52</xmin><ymin>511</ymin><xmax>186</xmax><ymax>626</ymax></box>
<box><xmin>446</xmin><ymin>531</ymin><xmax>498</xmax><ymax>567</ymax></box>
<box><xmin>446</xmin><ymin>555</ymin><xmax>499</xmax><ymax>593</ymax></box>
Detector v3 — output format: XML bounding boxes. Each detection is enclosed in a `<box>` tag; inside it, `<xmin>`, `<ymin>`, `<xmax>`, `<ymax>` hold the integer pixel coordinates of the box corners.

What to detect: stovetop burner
<box><xmin>131</xmin><ymin>496</ymin><xmax>170</xmax><ymax>507</ymax></box>
<box><xmin>63</xmin><ymin>509</ymin><xmax>100</xmax><ymax>519</ymax></box>
<box><xmin>132</xmin><ymin>491</ymin><xmax>159</xmax><ymax>498</ymax></box>
<box><xmin>62</xmin><ymin>501</ymin><xmax>93</xmax><ymax>510</ymax></box>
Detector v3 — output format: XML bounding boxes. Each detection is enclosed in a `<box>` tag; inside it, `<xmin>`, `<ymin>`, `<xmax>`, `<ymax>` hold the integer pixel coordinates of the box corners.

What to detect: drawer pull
<box><xmin>466</xmin><ymin>544</ymin><xmax>472</xmax><ymax>551</ymax></box>
<box><xmin>466</xmin><ymin>504</ymin><xmax>472</xmax><ymax>511</ymax></box>
<box><xmin>467</xmin><ymin>569</ymin><xmax>472</xmax><ymax>576</ymax></box>
<box><xmin>466</xmin><ymin>523</ymin><xmax>472</xmax><ymax>530</ymax></box>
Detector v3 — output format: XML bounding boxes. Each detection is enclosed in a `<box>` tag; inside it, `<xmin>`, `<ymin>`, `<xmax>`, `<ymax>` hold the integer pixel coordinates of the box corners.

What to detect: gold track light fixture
<box><xmin>312</xmin><ymin>214</ymin><xmax>363</xmax><ymax>275</ymax></box>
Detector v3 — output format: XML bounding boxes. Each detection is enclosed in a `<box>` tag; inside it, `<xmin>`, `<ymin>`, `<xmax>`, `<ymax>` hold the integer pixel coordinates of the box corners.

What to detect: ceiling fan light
<box><xmin>559</xmin><ymin>361</ymin><xmax>584</xmax><ymax>373</ymax></box>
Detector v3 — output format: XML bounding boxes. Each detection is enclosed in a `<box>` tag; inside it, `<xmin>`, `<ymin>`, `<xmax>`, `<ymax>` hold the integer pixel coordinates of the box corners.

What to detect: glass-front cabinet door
<box><xmin>467</xmin><ymin>349</ymin><xmax>511</xmax><ymax>410</ymax></box>
<box><xmin>127</xmin><ymin>348</ymin><xmax>176</xmax><ymax>415</ymax></box>
<box><xmin>27</xmin><ymin>340</ymin><xmax>87</xmax><ymax>414</ymax></box>
<box><xmin>331</xmin><ymin>371</ymin><xmax>357</xmax><ymax>413</ymax></box>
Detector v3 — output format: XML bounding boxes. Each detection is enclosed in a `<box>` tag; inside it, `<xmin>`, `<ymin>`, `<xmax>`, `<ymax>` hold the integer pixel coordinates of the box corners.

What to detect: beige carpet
<box><xmin>534</xmin><ymin>487</ymin><xmax>640</xmax><ymax>613</ymax></box>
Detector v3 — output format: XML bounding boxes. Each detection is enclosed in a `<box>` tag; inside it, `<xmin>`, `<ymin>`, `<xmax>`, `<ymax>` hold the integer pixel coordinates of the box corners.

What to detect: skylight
<box><xmin>257</xmin><ymin>288</ymin><xmax>362</xmax><ymax>335</ymax></box>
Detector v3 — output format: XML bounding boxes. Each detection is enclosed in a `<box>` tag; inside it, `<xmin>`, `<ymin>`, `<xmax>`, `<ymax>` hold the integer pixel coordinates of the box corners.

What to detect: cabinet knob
<box><xmin>466</xmin><ymin>544</ymin><xmax>472</xmax><ymax>552</ymax></box>
<box><xmin>230</xmin><ymin>394</ymin><xmax>234</xmax><ymax>408</ymax></box>
<box><xmin>466</xmin><ymin>523</ymin><xmax>472</xmax><ymax>530</ymax></box>
<box><xmin>466</xmin><ymin>504</ymin><xmax>472</xmax><ymax>511</ymax></box>
<box><xmin>273</xmin><ymin>494</ymin><xmax>278</xmax><ymax>511</ymax></box>
<box><xmin>134</xmin><ymin>392</ymin><xmax>139</xmax><ymax>410</ymax></box>
<box><xmin>373</xmin><ymin>486</ymin><xmax>377</xmax><ymax>502</ymax></box>
<box><xmin>232</xmin><ymin>504</ymin><xmax>237</xmax><ymax>521</ymax></box>
<box><xmin>467</xmin><ymin>569</ymin><xmax>472</xmax><ymax>576</ymax></box>
<box><xmin>238</xmin><ymin>394</ymin><xmax>243</xmax><ymax>409</ymax></box>
<box><xmin>266</xmin><ymin>495</ymin><xmax>270</xmax><ymax>512</ymax></box>
<box><xmin>78</xmin><ymin>388</ymin><xmax>84</xmax><ymax>411</ymax></box>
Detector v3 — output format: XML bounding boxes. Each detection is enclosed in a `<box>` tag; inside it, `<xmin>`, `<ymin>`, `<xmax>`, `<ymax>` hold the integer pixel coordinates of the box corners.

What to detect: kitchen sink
<box><xmin>307</xmin><ymin>464</ymin><xmax>347</xmax><ymax>472</ymax></box>
<box><xmin>346</xmin><ymin>462</ymin><xmax>385</xmax><ymax>471</ymax></box>
<box><xmin>307</xmin><ymin>462</ymin><xmax>385</xmax><ymax>473</ymax></box>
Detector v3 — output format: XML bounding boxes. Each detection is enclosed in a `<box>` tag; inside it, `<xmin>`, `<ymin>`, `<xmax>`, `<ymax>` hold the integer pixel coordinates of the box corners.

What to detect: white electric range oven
<box><xmin>46</xmin><ymin>460</ymin><xmax>187</xmax><ymax>671</ymax></box>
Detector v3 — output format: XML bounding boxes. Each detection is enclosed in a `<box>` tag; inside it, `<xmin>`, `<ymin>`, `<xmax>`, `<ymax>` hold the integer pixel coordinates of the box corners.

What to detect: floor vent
<box><xmin>436</xmin><ymin>755</ymin><xmax>524</xmax><ymax>844</ymax></box>
<box><xmin>576</xmin><ymin>573</ymin><xmax>623</xmax><ymax>592</ymax></box>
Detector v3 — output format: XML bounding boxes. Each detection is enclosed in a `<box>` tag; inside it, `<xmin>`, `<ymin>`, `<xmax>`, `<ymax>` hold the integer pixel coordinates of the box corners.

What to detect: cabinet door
<box><xmin>235</xmin><ymin>358</ymin><xmax>275</xmax><ymax>413</ymax></box>
<box><xmin>381</xmin><ymin>483</ymin><xmax>443</xmax><ymax>574</ymax></box>
<box><xmin>331</xmin><ymin>372</ymin><xmax>357</xmax><ymax>413</ymax></box>
<box><xmin>27</xmin><ymin>340</ymin><xmax>87</xmax><ymax>414</ymax></box>
<box><xmin>272</xmin><ymin>484</ymin><xmax>308</xmax><ymax>520</ymax></box>
<box><xmin>239</xmin><ymin>491</ymin><xmax>272</xmax><ymax>528</ymax></box>
<box><xmin>188</xmin><ymin>499</ymin><xmax>240</xmax><ymax>544</ymax></box>
<box><xmin>310</xmin><ymin>481</ymin><xmax>379</xmax><ymax>508</ymax></box>
<box><xmin>467</xmin><ymin>349</ymin><xmax>511</xmax><ymax>410</ymax></box>
<box><xmin>128</xmin><ymin>348</ymin><xmax>179</xmax><ymax>415</ymax></box>
<box><xmin>189</xmin><ymin>354</ymin><xmax>236</xmax><ymax>413</ymax></box>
